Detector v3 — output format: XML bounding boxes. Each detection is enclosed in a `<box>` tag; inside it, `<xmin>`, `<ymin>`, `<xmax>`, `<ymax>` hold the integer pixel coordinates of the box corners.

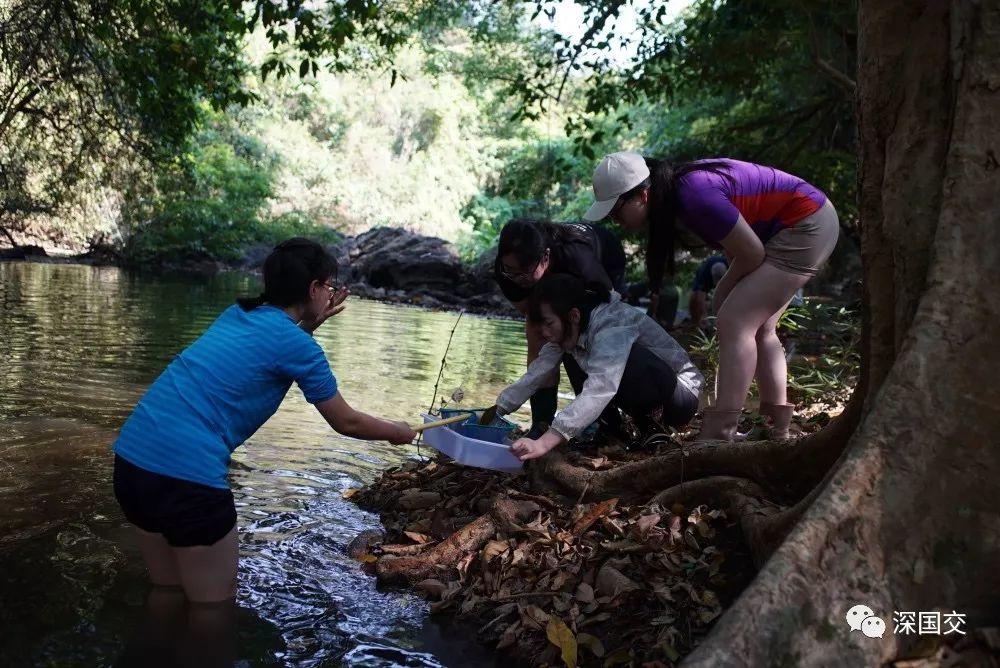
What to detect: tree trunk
<box><xmin>683</xmin><ymin>1</ymin><xmax>1000</xmax><ymax>664</ymax></box>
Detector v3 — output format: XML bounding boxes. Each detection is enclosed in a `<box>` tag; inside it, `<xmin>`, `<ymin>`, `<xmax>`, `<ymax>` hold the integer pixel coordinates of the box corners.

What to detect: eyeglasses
<box><xmin>322</xmin><ymin>281</ymin><xmax>338</xmax><ymax>294</ymax></box>
<box><xmin>500</xmin><ymin>249</ymin><xmax>549</xmax><ymax>282</ymax></box>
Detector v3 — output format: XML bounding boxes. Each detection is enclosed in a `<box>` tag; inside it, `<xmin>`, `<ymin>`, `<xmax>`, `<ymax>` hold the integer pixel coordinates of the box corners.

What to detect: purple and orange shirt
<box><xmin>676</xmin><ymin>159</ymin><xmax>827</xmax><ymax>247</ymax></box>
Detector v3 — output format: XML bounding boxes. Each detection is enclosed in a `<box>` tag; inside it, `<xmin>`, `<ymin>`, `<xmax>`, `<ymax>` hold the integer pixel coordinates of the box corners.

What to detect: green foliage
<box><xmin>681</xmin><ymin>297</ymin><xmax>859</xmax><ymax>405</ymax></box>
<box><xmin>5</xmin><ymin>0</ymin><xmax>862</xmax><ymax>285</ymax></box>
<box><xmin>0</xmin><ymin>0</ymin><xmax>252</xmax><ymax>237</ymax></box>
<box><xmin>780</xmin><ymin>299</ymin><xmax>861</xmax><ymax>401</ymax></box>
<box><xmin>457</xmin><ymin>194</ymin><xmax>515</xmax><ymax>261</ymax></box>
<box><xmin>123</xmin><ymin>113</ymin><xmax>337</xmax><ymax>263</ymax></box>
<box><xmin>521</xmin><ymin>0</ymin><xmax>860</xmax><ymax>224</ymax></box>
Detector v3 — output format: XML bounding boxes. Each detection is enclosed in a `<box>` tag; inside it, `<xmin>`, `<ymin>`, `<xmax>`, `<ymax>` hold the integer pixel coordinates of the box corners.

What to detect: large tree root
<box><xmin>520</xmin><ymin>389</ymin><xmax>866</xmax><ymax>571</ymax></box>
<box><xmin>528</xmin><ymin>381</ymin><xmax>865</xmax><ymax>502</ymax></box>
<box><xmin>375</xmin><ymin>497</ymin><xmax>539</xmax><ymax>585</ymax></box>
<box><xmin>651</xmin><ymin>477</ymin><xmax>782</xmax><ymax>568</ymax></box>
<box><xmin>529</xmin><ymin>423</ymin><xmax>842</xmax><ymax>505</ymax></box>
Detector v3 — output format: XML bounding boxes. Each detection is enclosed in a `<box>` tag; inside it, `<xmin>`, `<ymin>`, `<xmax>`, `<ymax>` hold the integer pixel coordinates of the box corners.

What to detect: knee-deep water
<box><xmin>0</xmin><ymin>261</ymin><xmax>542</xmax><ymax>666</ymax></box>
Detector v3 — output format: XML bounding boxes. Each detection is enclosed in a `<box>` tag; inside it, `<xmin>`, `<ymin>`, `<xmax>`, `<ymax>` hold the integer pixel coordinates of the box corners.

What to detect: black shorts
<box><xmin>113</xmin><ymin>454</ymin><xmax>237</xmax><ymax>548</ymax></box>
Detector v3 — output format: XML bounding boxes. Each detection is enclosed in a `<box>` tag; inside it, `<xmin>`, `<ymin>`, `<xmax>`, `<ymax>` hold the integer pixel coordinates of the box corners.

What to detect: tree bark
<box><xmin>683</xmin><ymin>1</ymin><xmax>1000</xmax><ymax>664</ymax></box>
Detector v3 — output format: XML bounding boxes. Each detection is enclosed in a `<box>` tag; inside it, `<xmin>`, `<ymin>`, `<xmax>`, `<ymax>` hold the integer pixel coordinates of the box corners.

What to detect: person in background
<box><xmin>494</xmin><ymin>219</ymin><xmax>626</xmax><ymax>437</ymax></box>
<box><xmin>688</xmin><ymin>254</ymin><xmax>729</xmax><ymax>328</ymax></box>
<box><xmin>584</xmin><ymin>151</ymin><xmax>839</xmax><ymax>441</ymax></box>
<box><xmin>495</xmin><ymin>273</ymin><xmax>703</xmax><ymax>460</ymax></box>
<box><xmin>112</xmin><ymin>238</ymin><xmax>416</xmax><ymax>609</ymax></box>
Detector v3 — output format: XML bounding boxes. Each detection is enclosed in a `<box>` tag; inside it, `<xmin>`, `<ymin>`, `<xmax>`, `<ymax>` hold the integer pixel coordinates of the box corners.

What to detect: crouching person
<box><xmin>495</xmin><ymin>273</ymin><xmax>703</xmax><ymax>461</ymax></box>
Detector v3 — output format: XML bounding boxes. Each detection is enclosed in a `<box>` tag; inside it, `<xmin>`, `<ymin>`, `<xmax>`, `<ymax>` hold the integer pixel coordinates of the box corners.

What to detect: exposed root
<box><xmin>374</xmin><ymin>497</ymin><xmax>538</xmax><ymax>585</ymax></box>
<box><xmin>649</xmin><ymin>476</ymin><xmax>788</xmax><ymax>568</ymax></box>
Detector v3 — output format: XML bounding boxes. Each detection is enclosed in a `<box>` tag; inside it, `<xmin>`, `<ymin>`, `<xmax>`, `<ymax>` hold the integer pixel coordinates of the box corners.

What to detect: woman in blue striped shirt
<box><xmin>112</xmin><ymin>238</ymin><xmax>415</xmax><ymax>603</ymax></box>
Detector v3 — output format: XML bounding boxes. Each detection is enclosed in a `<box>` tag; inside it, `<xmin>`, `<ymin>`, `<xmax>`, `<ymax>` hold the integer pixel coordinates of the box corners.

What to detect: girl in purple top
<box><xmin>584</xmin><ymin>152</ymin><xmax>840</xmax><ymax>441</ymax></box>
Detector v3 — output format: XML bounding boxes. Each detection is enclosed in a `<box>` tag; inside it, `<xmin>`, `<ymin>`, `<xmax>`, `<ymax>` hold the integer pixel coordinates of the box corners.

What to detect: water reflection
<box><xmin>0</xmin><ymin>261</ymin><xmax>540</xmax><ymax>666</ymax></box>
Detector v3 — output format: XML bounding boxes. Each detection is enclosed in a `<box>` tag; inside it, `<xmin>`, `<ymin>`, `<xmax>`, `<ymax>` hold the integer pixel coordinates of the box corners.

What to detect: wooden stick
<box><xmin>412</xmin><ymin>413</ymin><xmax>474</xmax><ymax>433</ymax></box>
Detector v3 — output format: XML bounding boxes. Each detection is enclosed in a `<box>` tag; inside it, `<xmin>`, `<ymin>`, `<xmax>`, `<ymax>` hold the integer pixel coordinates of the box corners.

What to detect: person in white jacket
<box><xmin>496</xmin><ymin>273</ymin><xmax>704</xmax><ymax>461</ymax></box>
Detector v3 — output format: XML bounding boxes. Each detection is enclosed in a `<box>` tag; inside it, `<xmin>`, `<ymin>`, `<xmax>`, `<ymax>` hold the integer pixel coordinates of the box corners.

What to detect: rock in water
<box><xmin>346</xmin><ymin>529</ymin><xmax>386</xmax><ymax>559</ymax></box>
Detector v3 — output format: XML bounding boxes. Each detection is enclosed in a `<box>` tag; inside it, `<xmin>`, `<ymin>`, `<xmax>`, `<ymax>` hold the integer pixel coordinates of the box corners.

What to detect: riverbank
<box><xmin>344</xmin><ymin>424</ymin><xmax>770</xmax><ymax>667</ymax></box>
<box><xmin>0</xmin><ymin>227</ymin><xmax>518</xmax><ymax>317</ymax></box>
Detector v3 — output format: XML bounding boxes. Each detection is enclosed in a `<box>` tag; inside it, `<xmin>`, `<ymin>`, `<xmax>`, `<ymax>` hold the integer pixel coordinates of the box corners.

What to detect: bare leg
<box><xmin>177</xmin><ymin>600</ymin><xmax>238</xmax><ymax>668</ymax></box>
<box><xmin>116</xmin><ymin>585</ymin><xmax>187</xmax><ymax>666</ymax></box>
<box><xmin>715</xmin><ymin>264</ymin><xmax>809</xmax><ymax>411</ymax></box>
<box><xmin>135</xmin><ymin>528</ymin><xmax>181</xmax><ymax>586</ymax></box>
<box><xmin>754</xmin><ymin>301</ymin><xmax>793</xmax><ymax>405</ymax></box>
<box><xmin>173</xmin><ymin>526</ymin><xmax>238</xmax><ymax>603</ymax></box>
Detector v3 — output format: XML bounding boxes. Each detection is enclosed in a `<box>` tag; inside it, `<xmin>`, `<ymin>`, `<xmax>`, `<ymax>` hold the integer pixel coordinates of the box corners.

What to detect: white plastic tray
<box><xmin>420</xmin><ymin>414</ymin><xmax>523</xmax><ymax>474</ymax></box>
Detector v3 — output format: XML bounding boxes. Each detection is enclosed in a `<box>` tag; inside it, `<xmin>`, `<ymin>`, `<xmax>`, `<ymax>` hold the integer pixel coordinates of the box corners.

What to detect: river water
<box><xmin>0</xmin><ymin>261</ymin><xmax>541</xmax><ymax>666</ymax></box>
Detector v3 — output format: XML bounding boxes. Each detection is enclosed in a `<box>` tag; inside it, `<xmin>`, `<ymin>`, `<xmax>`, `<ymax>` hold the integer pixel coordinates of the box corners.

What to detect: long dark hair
<box><xmin>619</xmin><ymin>158</ymin><xmax>734</xmax><ymax>294</ymax></box>
<box><xmin>527</xmin><ymin>273</ymin><xmax>611</xmax><ymax>336</ymax></box>
<box><xmin>497</xmin><ymin>219</ymin><xmax>589</xmax><ymax>267</ymax></box>
<box><xmin>237</xmin><ymin>238</ymin><xmax>337</xmax><ymax>311</ymax></box>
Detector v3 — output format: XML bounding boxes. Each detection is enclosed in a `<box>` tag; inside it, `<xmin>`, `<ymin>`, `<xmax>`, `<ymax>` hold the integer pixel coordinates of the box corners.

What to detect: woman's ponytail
<box><xmin>237</xmin><ymin>293</ymin><xmax>268</xmax><ymax>310</ymax></box>
<box><xmin>237</xmin><ymin>238</ymin><xmax>337</xmax><ymax>311</ymax></box>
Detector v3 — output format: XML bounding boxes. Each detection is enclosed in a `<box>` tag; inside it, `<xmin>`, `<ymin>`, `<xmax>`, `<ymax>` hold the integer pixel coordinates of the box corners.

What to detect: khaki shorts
<box><xmin>764</xmin><ymin>199</ymin><xmax>840</xmax><ymax>277</ymax></box>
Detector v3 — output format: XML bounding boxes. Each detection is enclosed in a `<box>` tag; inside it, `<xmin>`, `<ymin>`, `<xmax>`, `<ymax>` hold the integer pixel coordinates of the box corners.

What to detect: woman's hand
<box><xmin>510</xmin><ymin>429</ymin><xmax>565</xmax><ymax>461</ymax></box>
<box><xmin>388</xmin><ymin>420</ymin><xmax>417</xmax><ymax>445</ymax></box>
<box><xmin>302</xmin><ymin>286</ymin><xmax>349</xmax><ymax>333</ymax></box>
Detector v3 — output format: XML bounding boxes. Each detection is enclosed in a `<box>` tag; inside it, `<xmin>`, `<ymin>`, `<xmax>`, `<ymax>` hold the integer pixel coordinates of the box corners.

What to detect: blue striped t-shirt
<box><xmin>114</xmin><ymin>304</ymin><xmax>338</xmax><ymax>488</ymax></box>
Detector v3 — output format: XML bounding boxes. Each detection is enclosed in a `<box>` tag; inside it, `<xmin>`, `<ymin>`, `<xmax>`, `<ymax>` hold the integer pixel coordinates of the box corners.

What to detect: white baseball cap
<box><xmin>583</xmin><ymin>151</ymin><xmax>651</xmax><ymax>221</ymax></box>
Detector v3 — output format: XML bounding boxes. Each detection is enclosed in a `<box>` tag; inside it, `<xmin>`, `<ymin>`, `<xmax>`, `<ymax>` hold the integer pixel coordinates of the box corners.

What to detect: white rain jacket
<box><xmin>496</xmin><ymin>295</ymin><xmax>703</xmax><ymax>440</ymax></box>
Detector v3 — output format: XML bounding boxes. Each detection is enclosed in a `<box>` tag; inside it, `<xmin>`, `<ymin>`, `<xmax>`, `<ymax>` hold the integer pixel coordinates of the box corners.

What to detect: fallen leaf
<box><xmin>497</xmin><ymin>621</ymin><xmax>520</xmax><ymax>650</ymax></box>
<box><xmin>575</xmin><ymin>582</ymin><xmax>595</xmax><ymax>603</ymax></box>
<box><xmin>668</xmin><ymin>515</ymin><xmax>683</xmax><ymax>542</ymax></box>
<box><xmin>397</xmin><ymin>490</ymin><xmax>442</xmax><ymax>510</ymax></box>
<box><xmin>603</xmin><ymin>647</ymin><xmax>632</xmax><ymax>667</ymax></box>
<box><xmin>573</xmin><ymin>498</ymin><xmax>619</xmax><ymax>535</ymax></box>
<box><xmin>660</xmin><ymin>644</ymin><xmax>681</xmax><ymax>662</ymax></box>
<box><xmin>482</xmin><ymin>539</ymin><xmax>509</xmax><ymax>562</ymax></box>
<box><xmin>580</xmin><ymin>612</ymin><xmax>611</xmax><ymax>628</ymax></box>
<box><xmin>684</xmin><ymin>531</ymin><xmax>700</xmax><ymax>551</ymax></box>
<box><xmin>596</xmin><ymin>564</ymin><xmax>639</xmax><ymax>598</ymax></box>
<box><xmin>552</xmin><ymin>592</ymin><xmax>574</xmax><ymax>612</ymax></box>
<box><xmin>341</xmin><ymin>488</ymin><xmax>360</xmax><ymax>499</ymax></box>
<box><xmin>521</xmin><ymin>604</ymin><xmax>551</xmax><ymax>629</ymax></box>
<box><xmin>698</xmin><ymin>608</ymin><xmax>720</xmax><ymax>624</ymax></box>
<box><xmin>635</xmin><ymin>513</ymin><xmax>661</xmax><ymax>536</ymax></box>
<box><xmin>581</xmin><ymin>455</ymin><xmax>610</xmax><ymax>469</ymax></box>
<box><xmin>546</xmin><ymin>617</ymin><xmax>578</xmax><ymax>668</ymax></box>
<box><xmin>357</xmin><ymin>554</ymin><xmax>378</xmax><ymax>564</ymax></box>
<box><xmin>551</xmin><ymin>570</ymin><xmax>571</xmax><ymax>591</ymax></box>
<box><xmin>577</xmin><ymin>632</ymin><xmax>605</xmax><ymax>658</ymax></box>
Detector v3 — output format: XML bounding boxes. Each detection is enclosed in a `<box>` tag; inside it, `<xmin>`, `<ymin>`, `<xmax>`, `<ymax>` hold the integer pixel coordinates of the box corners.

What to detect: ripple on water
<box><xmin>0</xmin><ymin>261</ymin><xmax>537</xmax><ymax>666</ymax></box>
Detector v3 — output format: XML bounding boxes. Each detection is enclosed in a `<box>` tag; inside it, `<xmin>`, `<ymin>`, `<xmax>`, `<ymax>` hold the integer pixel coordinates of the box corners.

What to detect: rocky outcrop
<box><xmin>328</xmin><ymin>228</ymin><xmax>512</xmax><ymax>315</ymax></box>
<box><xmin>0</xmin><ymin>245</ymin><xmax>48</xmax><ymax>260</ymax></box>
<box><xmin>240</xmin><ymin>227</ymin><xmax>514</xmax><ymax>316</ymax></box>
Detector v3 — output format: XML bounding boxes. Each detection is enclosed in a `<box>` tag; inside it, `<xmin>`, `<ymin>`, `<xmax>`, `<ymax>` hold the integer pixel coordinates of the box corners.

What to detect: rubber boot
<box><xmin>526</xmin><ymin>386</ymin><xmax>558</xmax><ymax>439</ymax></box>
<box><xmin>694</xmin><ymin>408</ymin><xmax>747</xmax><ymax>442</ymax></box>
<box><xmin>760</xmin><ymin>402</ymin><xmax>795</xmax><ymax>440</ymax></box>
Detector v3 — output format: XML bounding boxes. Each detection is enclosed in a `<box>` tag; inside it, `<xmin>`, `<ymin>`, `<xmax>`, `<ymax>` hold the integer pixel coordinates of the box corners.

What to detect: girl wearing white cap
<box><xmin>583</xmin><ymin>152</ymin><xmax>839</xmax><ymax>441</ymax></box>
